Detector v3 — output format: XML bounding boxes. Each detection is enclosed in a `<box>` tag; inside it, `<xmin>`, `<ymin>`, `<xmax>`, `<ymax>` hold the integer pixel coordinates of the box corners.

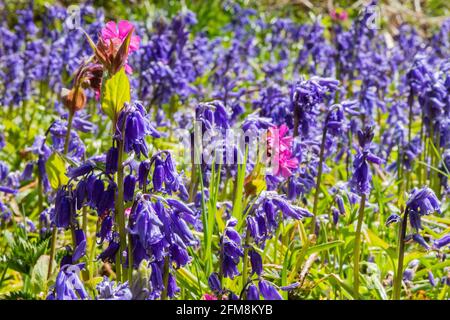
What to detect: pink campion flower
<box><xmin>100</xmin><ymin>20</ymin><xmax>140</xmax><ymax>73</ymax></box>
<box><xmin>268</xmin><ymin>124</ymin><xmax>293</xmax><ymax>154</ymax></box>
<box><xmin>274</xmin><ymin>151</ymin><xmax>299</xmax><ymax>178</ymax></box>
<box><xmin>202</xmin><ymin>293</ymin><xmax>218</xmax><ymax>300</ymax></box>
<box><xmin>267</xmin><ymin>124</ymin><xmax>298</xmax><ymax>178</ymax></box>
<box><xmin>330</xmin><ymin>9</ymin><xmax>348</xmax><ymax>21</ymax></box>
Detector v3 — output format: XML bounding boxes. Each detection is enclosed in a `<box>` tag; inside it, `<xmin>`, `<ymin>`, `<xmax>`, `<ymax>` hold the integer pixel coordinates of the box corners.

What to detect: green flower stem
<box><xmin>311</xmin><ymin>126</ymin><xmax>328</xmax><ymax>234</ymax></box>
<box><xmin>393</xmin><ymin>209</ymin><xmax>408</xmax><ymax>300</ymax></box>
<box><xmin>47</xmin><ymin>109</ymin><xmax>75</xmax><ymax>280</ymax></box>
<box><xmin>47</xmin><ymin>227</ymin><xmax>57</xmax><ymax>279</ymax></box>
<box><xmin>353</xmin><ymin>193</ymin><xmax>366</xmax><ymax>298</ymax></box>
<box><xmin>82</xmin><ymin>206</ymin><xmax>88</xmax><ymax>236</ymax></box>
<box><xmin>114</xmin><ymin>137</ymin><xmax>127</xmax><ymax>282</ymax></box>
<box><xmin>63</xmin><ymin>110</ymin><xmax>74</xmax><ymax>155</ymax></box>
<box><xmin>161</xmin><ymin>255</ymin><xmax>170</xmax><ymax>300</ymax></box>
<box><xmin>241</xmin><ymin>231</ymin><xmax>251</xmax><ymax>294</ymax></box>
<box><xmin>127</xmin><ymin>233</ymin><xmax>133</xmax><ymax>282</ymax></box>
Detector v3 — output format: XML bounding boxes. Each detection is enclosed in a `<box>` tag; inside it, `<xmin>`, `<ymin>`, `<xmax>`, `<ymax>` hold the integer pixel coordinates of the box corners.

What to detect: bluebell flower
<box><xmin>335</xmin><ymin>195</ymin><xmax>346</xmax><ymax>215</ymax></box>
<box><xmin>67</xmin><ymin>160</ymin><xmax>95</xmax><ymax>179</ymax></box>
<box><xmin>386</xmin><ymin>213</ymin><xmax>401</xmax><ymax>226</ymax></box>
<box><xmin>138</xmin><ymin>159</ymin><xmax>151</xmax><ymax>189</ymax></box>
<box><xmin>291</xmin><ymin>76</ymin><xmax>339</xmax><ymax>137</ymax></box>
<box><xmin>140</xmin><ymin>151</ymin><xmax>188</xmax><ymax>197</ymax></box>
<box><xmin>246</xmin><ymin>283</ymin><xmax>260</xmax><ymax>300</ymax></box>
<box><xmin>47</xmin><ymin>264</ymin><xmax>89</xmax><ymax>300</ymax></box>
<box><xmin>411</xmin><ymin>234</ymin><xmax>430</xmax><ymax>250</ymax></box>
<box><xmin>39</xmin><ymin>208</ymin><xmax>52</xmax><ymax>237</ymax></box>
<box><xmin>332</xmin><ymin>207</ymin><xmax>340</xmax><ymax>225</ymax></box>
<box><xmin>258</xmin><ymin>280</ymin><xmax>282</xmax><ymax>300</ymax></box>
<box><xmin>72</xmin><ymin>228</ymin><xmax>87</xmax><ymax>263</ymax></box>
<box><xmin>350</xmin><ymin>127</ymin><xmax>382</xmax><ymax>196</ymax></box>
<box><xmin>116</xmin><ymin>102</ymin><xmax>160</xmax><ymax>158</ymax></box>
<box><xmin>0</xmin><ymin>132</ymin><xmax>5</xmax><ymax>150</ymax></box>
<box><xmin>124</xmin><ymin>174</ymin><xmax>136</xmax><ymax>202</ymax></box>
<box><xmin>406</xmin><ymin>187</ymin><xmax>440</xmax><ymax>230</ymax></box>
<box><xmin>105</xmin><ymin>146</ymin><xmax>118</xmax><ymax>175</ymax></box>
<box><xmin>433</xmin><ymin>234</ymin><xmax>450</xmax><ymax>250</ymax></box>
<box><xmin>96</xmin><ymin>182</ymin><xmax>116</xmax><ymax>216</ymax></box>
<box><xmin>221</xmin><ymin>218</ymin><xmax>243</xmax><ymax>279</ymax></box>
<box><xmin>98</xmin><ymin>236</ymin><xmax>120</xmax><ymax>262</ymax></box>
<box><xmin>96</xmin><ymin>277</ymin><xmax>132</xmax><ymax>300</ymax></box>
<box><xmin>208</xmin><ymin>272</ymin><xmax>222</xmax><ymax>294</ymax></box>
<box><xmin>428</xmin><ymin>271</ymin><xmax>437</xmax><ymax>287</ymax></box>
<box><xmin>98</xmin><ymin>215</ymin><xmax>113</xmax><ymax>244</ymax></box>
<box><xmin>249</xmin><ymin>249</ymin><xmax>263</xmax><ymax>276</ymax></box>
<box><xmin>0</xmin><ymin>161</ymin><xmax>9</xmax><ymax>182</ymax></box>
<box><xmin>52</xmin><ymin>187</ymin><xmax>76</xmax><ymax>229</ymax></box>
<box><xmin>21</xmin><ymin>162</ymin><xmax>34</xmax><ymax>181</ymax></box>
<box><xmin>0</xmin><ymin>186</ymin><xmax>17</xmax><ymax>194</ymax></box>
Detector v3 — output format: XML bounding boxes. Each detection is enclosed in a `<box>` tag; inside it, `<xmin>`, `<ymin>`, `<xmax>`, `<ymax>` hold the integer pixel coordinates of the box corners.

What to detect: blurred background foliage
<box><xmin>1</xmin><ymin>0</ymin><xmax>449</xmax><ymax>37</ymax></box>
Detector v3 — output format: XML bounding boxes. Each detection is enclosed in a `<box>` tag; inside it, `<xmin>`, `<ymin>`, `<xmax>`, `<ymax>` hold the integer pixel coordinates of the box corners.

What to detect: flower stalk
<box><xmin>393</xmin><ymin>208</ymin><xmax>408</xmax><ymax>300</ymax></box>
<box><xmin>311</xmin><ymin>125</ymin><xmax>328</xmax><ymax>234</ymax></box>
<box><xmin>353</xmin><ymin>193</ymin><xmax>366</xmax><ymax>297</ymax></box>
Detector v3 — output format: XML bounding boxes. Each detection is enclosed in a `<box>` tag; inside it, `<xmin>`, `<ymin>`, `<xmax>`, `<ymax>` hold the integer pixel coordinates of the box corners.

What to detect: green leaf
<box><xmin>30</xmin><ymin>255</ymin><xmax>51</xmax><ymax>294</ymax></box>
<box><xmin>306</xmin><ymin>240</ymin><xmax>344</xmax><ymax>255</ymax></box>
<box><xmin>45</xmin><ymin>152</ymin><xmax>68</xmax><ymax>190</ymax></box>
<box><xmin>365</xmin><ymin>229</ymin><xmax>390</xmax><ymax>250</ymax></box>
<box><xmin>101</xmin><ymin>68</ymin><xmax>131</xmax><ymax>120</ymax></box>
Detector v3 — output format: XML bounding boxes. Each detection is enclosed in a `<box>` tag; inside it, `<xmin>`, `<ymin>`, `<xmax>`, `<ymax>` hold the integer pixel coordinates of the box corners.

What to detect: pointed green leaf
<box><xmin>101</xmin><ymin>68</ymin><xmax>131</xmax><ymax>120</ymax></box>
<box><xmin>45</xmin><ymin>152</ymin><xmax>68</xmax><ymax>189</ymax></box>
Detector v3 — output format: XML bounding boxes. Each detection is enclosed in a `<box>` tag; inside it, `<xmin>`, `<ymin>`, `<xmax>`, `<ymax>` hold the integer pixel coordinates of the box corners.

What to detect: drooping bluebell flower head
<box><xmin>0</xmin><ymin>132</ymin><xmax>5</xmax><ymax>150</ymax></box>
<box><xmin>291</xmin><ymin>76</ymin><xmax>339</xmax><ymax>137</ymax></box>
<box><xmin>127</xmin><ymin>195</ymin><xmax>198</xmax><ymax>297</ymax></box>
<box><xmin>252</xmin><ymin>86</ymin><xmax>290</xmax><ymax>127</ymax></box>
<box><xmin>97</xmin><ymin>214</ymin><xmax>113</xmax><ymax>244</ymax></box>
<box><xmin>98</xmin><ymin>234</ymin><xmax>120</xmax><ymax>262</ymax></box>
<box><xmin>325</xmin><ymin>104</ymin><xmax>345</xmax><ymax>136</ymax></box>
<box><xmin>247</xmin><ymin>191</ymin><xmax>313</xmax><ymax>245</ymax></box>
<box><xmin>208</xmin><ymin>272</ymin><xmax>222</xmax><ymax>295</ymax></box>
<box><xmin>49</xmin><ymin>120</ymin><xmax>86</xmax><ymax>161</ymax></box>
<box><xmin>47</xmin><ymin>263</ymin><xmax>89</xmax><ymax>300</ymax></box>
<box><xmin>105</xmin><ymin>146</ymin><xmax>118</xmax><ymax>175</ymax></box>
<box><xmin>258</xmin><ymin>280</ymin><xmax>282</xmax><ymax>300</ymax></box>
<box><xmin>349</xmin><ymin>127</ymin><xmax>382</xmax><ymax>196</ymax></box>
<box><xmin>72</xmin><ymin>228</ymin><xmax>87</xmax><ymax>263</ymax></box>
<box><xmin>116</xmin><ymin>102</ymin><xmax>161</xmax><ymax>158</ymax></box>
<box><xmin>196</xmin><ymin>100</ymin><xmax>231</xmax><ymax>131</ymax></box>
<box><xmin>246</xmin><ymin>283</ymin><xmax>260</xmax><ymax>300</ymax></box>
<box><xmin>67</xmin><ymin>160</ymin><xmax>95</xmax><ymax>179</ymax></box>
<box><xmin>96</xmin><ymin>277</ymin><xmax>132</xmax><ymax>300</ymax></box>
<box><xmin>20</xmin><ymin>162</ymin><xmax>34</xmax><ymax>182</ymax></box>
<box><xmin>386</xmin><ymin>213</ymin><xmax>401</xmax><ymax>226</ymax></box>
<box><xmin>221</xmin><ymin>218</ymin><xmax>243</xmax><ymax>279</ymax></box>
<box><xmin>52</xmin><ymin>187</ymin><xmax>76</xmax><ymax>229</ymax></box>
<box><xmin>407</xmin><ymin>56</ymin><xmax>433</xmax><ymax>96</ymax></box>
<box><xmin>406</xmin><ymin>187</ymin><xmax>441</xmax><ymax>231</ymax></box>
<box><xmin>138</xmin><ymin>151</ymin><xmax>188</xmax><ymax>199</ymax></box>
<box><xmin>249</xmin><ymin>249</ymin><xmax>263</xmax><ymax>276</ymax></box>
<box><xmin>411</xmin><ymin>233</ymin><xmax>431</xmax><ymax>250</ymax></box>
<box><xmin>39</xmin><ymin>208</ymin><xmax>52</xmax><ymax>237</ymax></box>
<box><xmin>433</xmin><ymin>234</ymin><xmax>450</xmax><ymax>250</ymax></box>
<box><xmin>428</xmin><ymin>270</ymin><xmax>437</xmax><ymax>287</ymax></box>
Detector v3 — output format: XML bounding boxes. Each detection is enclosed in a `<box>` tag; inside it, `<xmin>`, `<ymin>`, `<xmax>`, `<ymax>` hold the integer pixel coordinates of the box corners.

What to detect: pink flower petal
<box><xmin>279</xmin><ymin>124</ymin><xmax>289</xmax><ymax>137</ymax></box>
<box><xmin>129</xmin><ymin>35</ymin><xmax>141</xmax><ymax>53</ymax></box>
<box><xmin>101</xmin><ymin>21</ymin><xmax>118</xmax><ymax>40</ymax></box>
<box><xmin>118</xmin><ymin>20</ymin><xmax>134</xmax><ymax>39</ymax></box>
<box><xmin>124</xmin><ymin>63</ymin><xmax>133</xmax><ymax>74</ymax></box>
